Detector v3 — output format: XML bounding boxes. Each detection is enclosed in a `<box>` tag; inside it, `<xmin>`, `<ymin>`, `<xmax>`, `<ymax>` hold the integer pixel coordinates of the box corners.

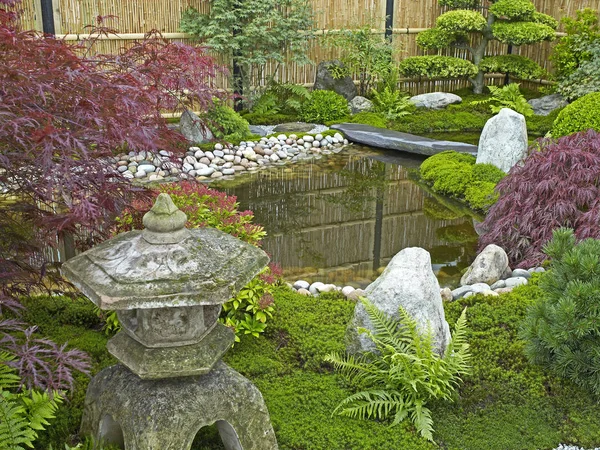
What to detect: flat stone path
<box><xmin>331</xmin><ymin>123</ymin><xmax>477</xmax><ymax>156</ymax></box>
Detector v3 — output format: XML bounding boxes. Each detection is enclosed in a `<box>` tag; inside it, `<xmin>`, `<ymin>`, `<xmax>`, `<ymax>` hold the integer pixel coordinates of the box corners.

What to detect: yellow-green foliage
<box><xmin>492</xmin><ymin>21</ymin><xmax>556</xmax><ymax>45</ymax></box>
<box><xmin>399</xmin><ymin>56</ymin><xmax>478</xmax><ymax>79</ymax></box>
<box><xmin>489</xmin><ymin>0</ymin><xmax>536</xmax><ymax>20</ymax></box>
<box><xmin>420</xmin><ymin>151</ymin><xmax>504</xmax><ymax>211</ymax></box>
<box><xmin>552</xmin><ymin>92</ymin><xmax>600</xmax><ymax>137</ymax></box>
<box><xmin>300</xmin><ymin>90</ymin><xmax>349</xmax><ymax>123</ymax></box>
<box><xmin>437</xmin><ymin>10</ymin><xmax>488</xmax><ymax>32</ymax></box>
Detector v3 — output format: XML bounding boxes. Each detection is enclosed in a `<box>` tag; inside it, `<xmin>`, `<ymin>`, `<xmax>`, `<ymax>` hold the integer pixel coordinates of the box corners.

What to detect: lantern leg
<box><xmin>81</xmin><ymin>362</ymin><xmax>278</xmax><ymax>450</ymax></box>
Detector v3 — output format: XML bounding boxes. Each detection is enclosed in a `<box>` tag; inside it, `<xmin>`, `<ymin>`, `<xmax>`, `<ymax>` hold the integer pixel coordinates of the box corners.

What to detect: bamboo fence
<box><xmin>13</xmin><ymin>0</ymin><xmax>600</xmax><ymax>93</ymax></box>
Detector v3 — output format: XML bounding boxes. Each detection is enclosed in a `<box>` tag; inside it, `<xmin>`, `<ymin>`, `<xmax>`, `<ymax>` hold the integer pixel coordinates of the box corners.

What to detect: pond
<box><xmin>213</xmin><ymin>144</ymin><xmax>481</xmax><ymax>289</ymax></box>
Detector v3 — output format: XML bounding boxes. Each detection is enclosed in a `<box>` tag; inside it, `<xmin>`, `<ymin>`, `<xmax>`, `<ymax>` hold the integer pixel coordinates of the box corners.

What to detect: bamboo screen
<box><xmin>14</xmin><ymin>0</ymin><xmax>600</xmax><ymax>93</ymax></box>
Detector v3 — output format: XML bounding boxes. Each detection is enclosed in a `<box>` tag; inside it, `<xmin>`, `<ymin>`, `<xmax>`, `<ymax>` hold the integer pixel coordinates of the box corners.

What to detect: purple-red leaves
<box><xmin>479</xmin><ymin>130</ymin><xmax>600</xmax><ymax>268</ymax></box>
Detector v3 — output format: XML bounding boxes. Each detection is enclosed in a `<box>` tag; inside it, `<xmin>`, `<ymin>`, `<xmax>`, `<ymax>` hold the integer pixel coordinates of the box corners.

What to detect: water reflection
<box><xmin>213</xmin><ymin>146</ymin><xmax>478</xmax><ymax>289</ymax></box>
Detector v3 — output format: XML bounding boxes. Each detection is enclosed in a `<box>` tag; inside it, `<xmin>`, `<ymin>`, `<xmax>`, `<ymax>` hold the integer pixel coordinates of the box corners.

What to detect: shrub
<box><xmin>250</xmin><ymin>82</ymin><xmax>311</xmax><ymax>116</ymax></box>
<box><xmin>556</xmin><ymin>40</ymin><xmax>600</xmax><ymax>100</ymax></box>
<box><xmin>204</xmin><ymin>100</ymin><xmax>252</xmax><ymax>142</ymax></box>
<box><xmin>521</xmin><ymin>228</ymin><xmax>600</xmax><ymax>396</ymax></box>
<box><xmin>300</xmin><ymin>90</ymin><xmax>349</xmax><ymax>123</ymax></box>
<box><xmin>398</xmin><ymin>56</ymin><xmax>478</xmax><ymax>79</ymax></box>
<box><xmin>464</xmin><ymin>181</ymin><xmax>499</xmax><ymax>211</ymax></box>
<box><xmin>325</xmin><ymin>298</ymin><xmax>470</xmax><ymax>442</ymax></box>
<box><xmin>478</xmin><ymin>130</ymin><xmax>600</xmax><ymax>268</ymax></box>
<box><xmin>492</xmin><ymin>21</ymin><xmax>556</xmax><ymax>46</ymax></box>
<box><xmin>489</xmin><ymin>0</ymin><xmax>535</xmax><ymax>20</ymax></box>
<box><xmin>471</xmin><ymin>163</ymin><xmax>507</xmax><ymax>184</ymax></box>
<box><xmin>479</xmin><ymin>55</ymin><xmax>546</xmax><ymax>81</ymax></box>
<box><xmin>552</xmin><ymin>92</ymin><xmax>600</xmax><ymax>137</ymax></box>
<box><xmin>420</xmin><ymin>151</ymin><xmax>476</xmax><ymax>181</ymax></box>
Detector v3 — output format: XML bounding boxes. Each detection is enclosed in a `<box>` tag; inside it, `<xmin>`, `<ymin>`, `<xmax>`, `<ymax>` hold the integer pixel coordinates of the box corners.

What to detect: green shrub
<box><xmin>489</xmin><ymin>0</ymin><xmax>535</xmax><ymax>20</ymax></box>
<box><xmin>326</xmin><ymin>298</ymin><xmax>471</xmax><ymax>442</ymax></box>
<box><xmin>250</xmin><ymin>82</ymin><xmax>310</xmax><ymax>116</ymax></box>
<box><xmin>556</xmin><ymin>40</ymin><xmax>600</xmax><ymax>100</ymax></box>
<box><xmin>552</xmin><ymin>92</ymin><xmax>600</xmax><ymax>137</ymax></box>
<box><xmin>300</xmin><ymin>90</ymin><xmax>349</xmax><ymax>123</ymax></box>
<box><xmin>479</xmin><ymin>55</ymin><xmax>546</xmax><ymax>80</ymax></box>
<box><xmin>471</xmin><ymin>163</ymin><xmax>506</xmax><ymax>184</ymax></box>
<box><xmin>399</xmin><ymin>56</ymin><xmax>478</xmax><ymax>79</ymax></box>
<box><xmin>431</xmin><ymin>164</ymin><xmax>474</xmax><ymax>197</ymax></box>
<box><xmin>420</xmin><ymin>151</ymin><xmax>476</xmax><ymax>180</ymax></box>
<box><xmin>521</xmin><ymin>228</ymin><xmax>600</xmax><ymax>396</ymax></box>
<box><xmin>532</xmin><ymin>12</ymin><xmax>559</xmax><ymax>29</ymax></box>
<box><xmin>342</xmin><ymin>111</ymin><xmax>388</xmax><ymax>128</ymax></box>
<box><xmin>437</xmin><ymin>10</ymin><xmax>488</xmax><ymax>32</ymax></box>
<box><xmin>492</xmin><ymin>21</ymin><xmax>556</xmax><ymax>45</ymax></box>
<box><xmin>204</xmin><ymin>100</ymin><xmax>252</xmax><ymax>142</ymax></box>
<box><xmin>464</xmin><ymin>181</ymin><xmax>500</xmax><ymax>211</ymax></box>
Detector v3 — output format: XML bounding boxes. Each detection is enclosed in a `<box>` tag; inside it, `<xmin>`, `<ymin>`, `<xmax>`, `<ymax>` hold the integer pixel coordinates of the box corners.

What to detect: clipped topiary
<box><xmin>300</xmin><ymin>90</ymin><xmax>349</xmax><ymax>123</ymax></box>
<box><xmin>552</xmin><ymin>92</ymin><xmax>600</xmax><ymax>137</ymax></box>
<box><xmin>471</xmin><ymin>163</ymin><xmax>506</xmax><ymax>184</ymax></box>
<box><xmin>521</xmin><ymin>228</ymin><xmax>600</xmax><ymax>396</ymax></box>
<box><xmin>464</xmin><ymin>181</ymin><xmax>499</xmax><ymax>211</ymax></box>
<box><xmin>478</xmin><ymin>130</ymin><xmax>600</xmax><ymax>268</ymax></box>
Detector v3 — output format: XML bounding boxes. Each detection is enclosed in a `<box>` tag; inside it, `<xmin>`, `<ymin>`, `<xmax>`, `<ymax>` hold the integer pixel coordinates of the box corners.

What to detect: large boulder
<box><xmin>349</xmin><ymin>96</ymin><xmax>373</xmax><ymax>114</ymax></box>
<box><xmin>272</xmin><ymin>122</ymin><xmax>315</xmax><ymax>133</ymax></box>
<box><xmin>346</xmin><ymin>247</ymin><xmax>451</xmax><ymax>356</ymax></box>
<box><xmin>180</xmin><ymin>109</ymin><xmax>213</xmax><ymax>144</ymax></box>
<box><xmin>410</xmin><ymin>92</ymin><xmax>462</xmax><ymax>109</ymax></box>
<box><xmin>528</xmin><ymin>94</ymin><xmax>568</xmax><ymax>116</ymax></box>
<box><xmin>460</xmin><ymin>244</ymin><xmax>509</xmax><ymax>286</ymax></box>
<box><xmin>313</xmin><ymin>60</ymin><xmax>357</xmax><ymax>101</ymax></box>
<box><xmin>476</xmin><ymin>108</ymin><xmax>528</xmax><ymax>173</ymax></box>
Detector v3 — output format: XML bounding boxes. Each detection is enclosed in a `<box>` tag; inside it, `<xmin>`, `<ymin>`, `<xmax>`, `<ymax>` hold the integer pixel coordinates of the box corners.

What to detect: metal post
<box><xmin>385</xmin><ymin>0</ymin><xmax>395</xmax><ymax>40</ymax></box>
<box><xmin>40</xmin><ymin>0</ymin><xmax>55</xmax><ymax>35</ymax></box>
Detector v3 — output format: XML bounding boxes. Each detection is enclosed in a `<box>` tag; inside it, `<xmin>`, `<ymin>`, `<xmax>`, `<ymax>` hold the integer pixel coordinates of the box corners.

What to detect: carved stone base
<box><xmin>81</xmin><ymin>363</ymin><xmax>278</xmax><ymax>450</ymax></box>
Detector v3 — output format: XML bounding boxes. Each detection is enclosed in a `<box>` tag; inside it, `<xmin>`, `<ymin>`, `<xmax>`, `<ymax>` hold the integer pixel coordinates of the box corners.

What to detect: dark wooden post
<box><xmin>40</xmin><ymin>0</ymin><xmax>55</xmax><ymax>34</ymax></box>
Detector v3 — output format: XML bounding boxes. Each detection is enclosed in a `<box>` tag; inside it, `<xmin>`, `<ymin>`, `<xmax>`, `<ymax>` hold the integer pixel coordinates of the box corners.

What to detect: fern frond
<box><xmin>324</xmin><ymin>352</ymin><xmax>384</xmax><ymax>385</ymax></box>
<box><xmin>411</xmin><ymin>400</ymin><xmax>434</xmax><ymax>441</ymax></box>
<box><xmin>0</xmin><ymin>391</ymin><xmax>36</xmax><ymax>450</ymax></box>
<box><xmin>21</xmin><ymin>390</ymin><xmax>61</xmax><ymax>431</ymax></box>
<box><xmin>0</xmin><ymin>353</ymin><xmax>20</xmax><ymax>390</ymax></box>
<box><xmin>360</xmin><ymin>299</ymin><xmax>412</xmax><ymax>352</ymax></box>
<box><xmin>334</xmin><ymin>390</ymin><xmax>406</xmax><ymax>422</ymax></box>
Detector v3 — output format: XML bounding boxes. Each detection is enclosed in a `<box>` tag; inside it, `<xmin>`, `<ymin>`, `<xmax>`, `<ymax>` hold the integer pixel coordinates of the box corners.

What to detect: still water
<box><xmin>213</xmin><ymin>145</ymin><xmax>480</xmax><ymax>289</ymax></box>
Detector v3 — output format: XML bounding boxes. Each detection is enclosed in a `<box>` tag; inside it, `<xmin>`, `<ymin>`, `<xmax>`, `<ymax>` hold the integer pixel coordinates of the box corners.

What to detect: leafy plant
<box><xmin>370</xmin><ymin>87</ymin><xmax>414</xmax><ymax>120</ymax></box>
<box><xmin>325</xmin><ymin>298</ymin><xmax>471</xmax><ymax>442</ymax></box>
<box><xmin>403</xmin><ymin>0</ymin><xmax>557</xmax><ymax>93</ymax></box>
<box><xmin>321</xmin><ymin>21</ymin><xmax>398</xmax><ymax>96</ymax></box>
<box><xmin>251</xmin><ymin>82</ymin><xmax>311</xmax><ymax>116</ymax></box>
<box><xmin>551</xmin><ymin>8</ymin><xmax>600</xmax><ymax>81</ymax></box>
<box><xmin>521</xmin><ymin>228</ymin><xmax>600</xmax><ymax>396</ymax></box>
<box><xmin>180</xmin><ymin>0</ymin><xmax>314</xmax><ymax>108</ymax></box>
<box><xmin>0</xmin><ymin>353</ymin><xmax>63</xmax><ymax>450</ymax></box>
<box><xmin>552</xmin><ymin>92</ymin><xmax>600</xmax><ymax>137</ymax></box>
<box><xmin>478</xmin><ymin>130</ymin><xmax>600</xmax><ymax>268</ymax></box>
<box><xmin>300</xmin><ymin>90</ymin><xmax>349</xmax><ymax>123</ymax></box>
<box><xmin>471</xmin><ymin>83</ymin><xmax>534</xmax><ymax>117</ymax></box>
<box><xmin>203</xmin><ymin>99</ymin><xmax>252</xmax><ymax>142</ymax></box>
<box><xmin>479</xmin><ymin>55</ymin><xmax>546</xmax><ymax>81</ymax></box>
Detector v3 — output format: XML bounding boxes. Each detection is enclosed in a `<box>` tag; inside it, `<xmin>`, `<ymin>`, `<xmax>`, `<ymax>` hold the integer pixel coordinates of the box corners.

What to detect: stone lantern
<box><xmin>62</xmin><ymin>194</ymin><xmax>278</xmax><ymax>450</ymax></box>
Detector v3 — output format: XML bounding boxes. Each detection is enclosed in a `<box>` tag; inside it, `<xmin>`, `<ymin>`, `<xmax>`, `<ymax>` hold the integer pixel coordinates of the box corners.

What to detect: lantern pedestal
<box><xmin>81</xmin><ymin>362</ymin><xmax>278</xmax><ymax>450</ymax></box>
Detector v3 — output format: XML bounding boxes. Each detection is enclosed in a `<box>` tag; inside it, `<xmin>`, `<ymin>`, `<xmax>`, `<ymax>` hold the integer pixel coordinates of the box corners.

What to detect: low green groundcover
<box><xmin>25</xmin><ymin>280</ymin><xmax>600</xmax><ymax>449</ymax></box>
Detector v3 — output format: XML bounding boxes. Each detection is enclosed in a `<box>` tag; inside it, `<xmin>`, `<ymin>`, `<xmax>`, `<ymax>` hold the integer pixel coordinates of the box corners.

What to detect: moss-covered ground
<box><xmin>26</xmin><ymin>279</ymin><xmax>600</xmax><ymax>449</ymax></box>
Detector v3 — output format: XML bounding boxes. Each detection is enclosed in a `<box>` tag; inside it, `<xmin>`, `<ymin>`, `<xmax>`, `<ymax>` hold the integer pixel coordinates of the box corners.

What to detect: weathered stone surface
<box><xmin>505</xmin><ymin>276</ymin><xmax>528</xmax><ymax>288</ymax></box>
<box><xmin>249</xmin><ymin>125</ymin><xmax>268</xmax><ymax>137</ymax></box>
<box><xmin>313</xmin><ymin>60</ymin><xmax>357</xmax><ymax>101</ymax></box>
<box><xmin>440</xmin><ymin>287</ymin><xmax>453</xmax><ymax>302</ymax></box>
<box><xmin>62</xmin><ymin>225</ymin><xmax>269</xmax><ymax>310</ymax></box>
<box><xmin>460</xmin><ymin>244</ymin><xmax>509</xmax><ymax>286</ymax></box>
<box><xmin>272</xmin><ymin>122</ymin><xmax>315</xmax><ymax>133</ymax></box>
<box><xmin>527</xmin><ymin>94</ymin><xmax>568</xmax><ymax>116</ymax></box>
<box><xmin>346</xmin><ymin>248</ymin><xmax>451</xmax><ymax>356</ymax></box>
<box><xmin>476</xmin><ymin>108</ymin><xmax>528</xmax><ymax>173</ymax></box>
<box><xmin>331</xmin><ymin>123</ymin><xmax>477</xmax><ymax>156</ymax></box>
<box><xmin>180</xmin><ymin>109</ymin><xmax>213</xmax><ymax>144</ymax></box>
<box><xmin>410</xmin><ymin>92</ymin><xmax>462</xmax><ymax>109</ymax></box>
<box><xmin>81</xmin><ymin>363</ymin><xmax>278</xmax><ymax>449</ymax></box>
<box><xmin>107</xmin><ymin>323</ymin><xmax>234</xmax><ymax>379</ymax></box>
<box><xmin>349</xmin><ymin>96</ymin><xmax>373</xmax><ymax>114</ymax></box>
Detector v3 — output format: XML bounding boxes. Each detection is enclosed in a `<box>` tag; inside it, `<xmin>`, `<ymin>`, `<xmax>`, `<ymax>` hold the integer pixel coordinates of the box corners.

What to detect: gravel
<box><xmin>250</xmin><ymin>124</ymin><xmax>329</xmax><ymax>136</ymax></box>
<box><xmin>554</xmin><ymin>445</ymin><xmax>600</xmax><ymax>450</ymax></box>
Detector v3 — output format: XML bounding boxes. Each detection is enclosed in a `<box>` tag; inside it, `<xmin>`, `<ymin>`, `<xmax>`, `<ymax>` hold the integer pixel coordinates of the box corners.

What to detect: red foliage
<box><xmin>0</xmin><ymin>1</ymin><xmax>222</xmax><ymax>390</ymax></box>
<box><xmin>478</xmin><ymin>130</ymin><xmax>600</xmax><ymax>268</ymax></box>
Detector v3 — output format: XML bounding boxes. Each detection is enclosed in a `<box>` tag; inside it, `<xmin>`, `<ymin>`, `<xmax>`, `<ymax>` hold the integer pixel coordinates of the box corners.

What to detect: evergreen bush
<box><xmin>204</xmin><ymin>100</ymin><xmax>252</xmax><ymax>142</ymax></box>
<box><xmin>300</xmin><ymin>90</ymin><xmax>349</xmax><ymax>123</ymax></box>
<box><xmin>552</xmin><ymin>92</ymin><xmax>600</xmax><ymax>137</ymax></box>
<box><xmin>521</xmin><ymin>228</ymin><xmax>600</xmax><ymax>396</ymax></box>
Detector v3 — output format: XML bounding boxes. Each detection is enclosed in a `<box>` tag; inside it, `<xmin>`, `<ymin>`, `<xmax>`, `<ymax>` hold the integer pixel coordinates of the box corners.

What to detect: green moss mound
<box><xmin>552</xmin><ymin>92</ymin><xmax>600</xmax><ymax>137</ymax></box>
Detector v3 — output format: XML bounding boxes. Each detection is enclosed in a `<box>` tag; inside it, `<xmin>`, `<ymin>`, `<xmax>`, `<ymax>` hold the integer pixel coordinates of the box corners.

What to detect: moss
<box><xmin>471</xmin><ymin>163</ymin><xmax>506</xmax><ymax>184</ymax></box>
<box><xmin>527</xmin><ymin>108</ymin><xmax>563</xmax><ymax>136</ymax></box>
<box><xmin>464</xmin><ymin>181</ymin><xmax>500</xmax><ymax>211</ymax></box>
<box><xmin>326</xmin><ymin>111</ymin><xmax>388</xmax><ymax>128</ymax></box>
<box><xmin>241</xmin><ymin>113</ymin><xmax>299</xmax><ymax>125</ymax></box>
<box><xmin>391</xmin><ymin>110</ymin><xmax>487</xmax><ymax>134</ymax></box>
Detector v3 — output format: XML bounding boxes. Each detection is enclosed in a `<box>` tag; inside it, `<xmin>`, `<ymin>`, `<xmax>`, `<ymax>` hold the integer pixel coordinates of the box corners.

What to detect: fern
<box><xmin>325</xmin><ymin>298</ymin><xmax>471</xmax><ymax>442</ymax></box>
<box><xmin>251</xmin><ymin>82</ymin><xmax>310</xmax><ymax>116</ymax></box>
<box><xmin>370</xmin><ymin>87</ymin><xmax>414</xmax><ymax>120</ymax></box>
<box><xmin>0</xmin><ymin>354</ymin><xmax>62</xmax><ymax>450</ymax></box>
<box><xmin>471</xmin><ymin>83</ymin><xmax>534</xmax><ymax>117</ymax></box>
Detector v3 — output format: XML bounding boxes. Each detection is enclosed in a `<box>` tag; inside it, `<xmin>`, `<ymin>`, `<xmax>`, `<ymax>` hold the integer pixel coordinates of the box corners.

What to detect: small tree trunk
<box><xmin>470</xmin><ymin>12</ymin><xmax>496</xmax><ymax>94</ymax></box>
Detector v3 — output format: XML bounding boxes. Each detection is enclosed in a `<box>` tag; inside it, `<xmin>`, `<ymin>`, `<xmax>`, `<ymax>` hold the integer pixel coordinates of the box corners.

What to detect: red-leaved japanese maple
<box><xmin>0</xmin><ymin>1</ymin><xmax>223</xmax><ymax>389</ymax></box>
<box><xmin>478</xmin><ymin>129</ymin><xmax>600</xmax><ymax>268</ymax></box>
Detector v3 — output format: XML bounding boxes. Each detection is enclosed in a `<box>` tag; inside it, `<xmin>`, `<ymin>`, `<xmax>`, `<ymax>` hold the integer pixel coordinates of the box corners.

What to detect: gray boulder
<box><xmin>460</xmin><ymin>244</ymin><xmax>510</xmax><ymax>286</ymax></box>
<box><xmin>180</xmin><ymin>109</ymin><xmax>213</xmax><ymax>144</ymax></box>
<box><xmin>349</xmin><ymin>96</ymin><xmax>373</xmax><ymax>114</ymax></box>
<box><xmin>410</xmin><ymin>92</ymin><xmax>462</xmax><ymax>109</ymax></box>
<box><xmin>476</xmin><ymin>108</ymin><xmax>528</xmax><ymax>173</ymax></box>
<box><xmin>314</xmin><ymin>60</ymin><xmax>357</xmax><ymax>101</ymax></box>
<box><xmin>528</xmin><ymin>94</ymin><xmax>568</xmax><ymax>116</ymax></box>
<box><xmin>272</xmin><ymin>122</ymin><xmax>315</xmax><ymax>133</ymax></box>
<box><xmin>346</xmin><ymin>247</ymin><xmax>451</xmax><ymax>356</ymax></box>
